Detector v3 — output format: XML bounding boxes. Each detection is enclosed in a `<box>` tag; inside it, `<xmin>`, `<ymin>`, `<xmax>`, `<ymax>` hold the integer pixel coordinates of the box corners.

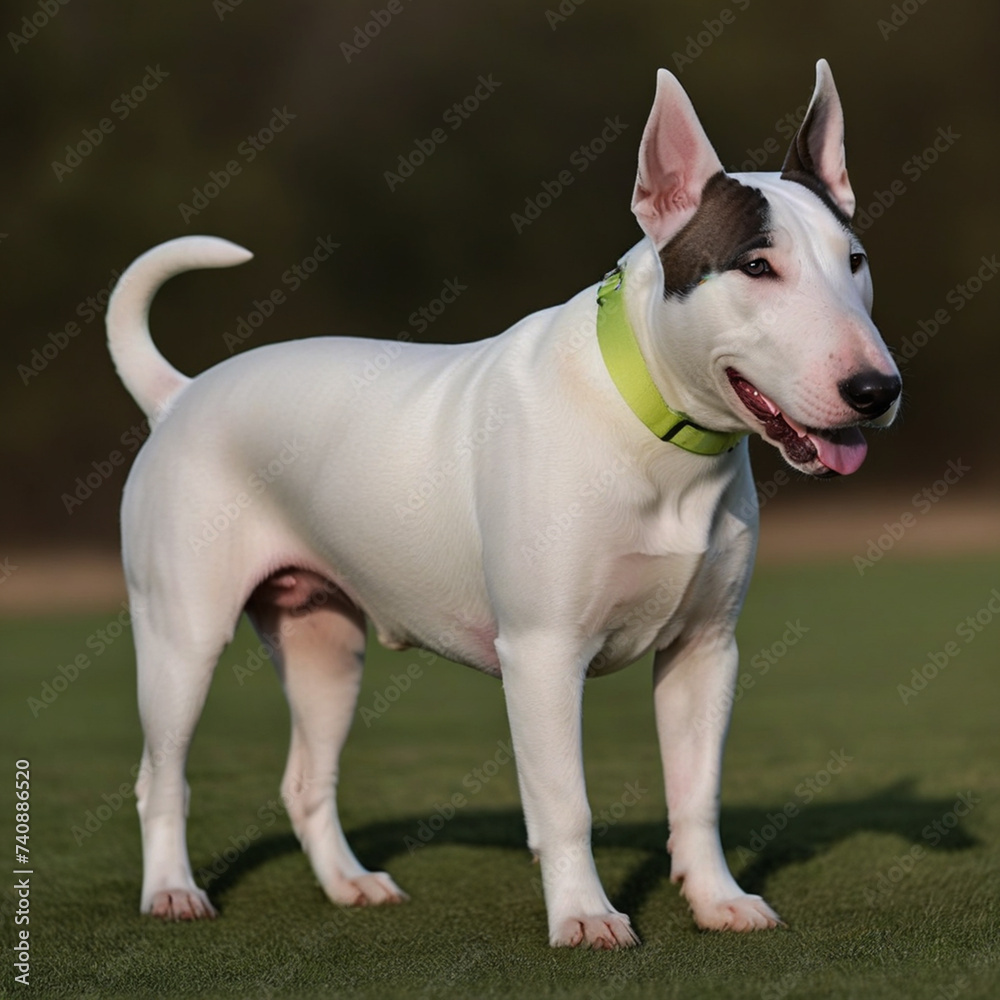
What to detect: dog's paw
<box><xmin>338</xmin><ymin>872</ymin><xmax>409</xmax><ymax>907</ymax></box>
<box><xmin>146</xmin><ymin>888</ymin><xmax>217</xmax><ymax>921</ymax></box>
<box><xmin>691</xmin><ymin>893</ymin><xmax>784</xmax><ymax>932</ymax></box>
<box><xmin>551</xmin><ymin>912</ymin><xmax>640</xmax><ymax>949</ymax></box>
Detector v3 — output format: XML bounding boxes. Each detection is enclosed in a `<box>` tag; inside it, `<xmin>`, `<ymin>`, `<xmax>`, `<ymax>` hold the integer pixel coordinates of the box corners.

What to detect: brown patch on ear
<box><xmin>780</xmin><ymin>60</ymin><xmax>856</xmax><ymax>224</ymax></box>
<box><xmin>781</xmin><ymin>95</ymin><xmax>853</xmax><ymax>229</ymax></box>
<box><xmin>781</xmin><ymin>97</ymin><xmax>821</xmax><ymax>177</ymax></box>
<box><xmin>659</xmin><ymin>172</ymin><xmax>771</xmax><ymax>299</ymax></box>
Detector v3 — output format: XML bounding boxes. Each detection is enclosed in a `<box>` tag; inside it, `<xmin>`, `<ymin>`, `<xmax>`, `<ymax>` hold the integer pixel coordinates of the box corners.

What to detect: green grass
<box><xmin>2</xmin><ymin>556</ymin><xmax>998</xmax><ymax>999</ymax></box>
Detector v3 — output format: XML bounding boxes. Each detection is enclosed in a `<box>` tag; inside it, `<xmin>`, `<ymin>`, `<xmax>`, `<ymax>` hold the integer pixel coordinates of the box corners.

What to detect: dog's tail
<box><xmin>106</xmin><ymin>235</ymin><xmax>253</xmax><ymax>421</ymax></box>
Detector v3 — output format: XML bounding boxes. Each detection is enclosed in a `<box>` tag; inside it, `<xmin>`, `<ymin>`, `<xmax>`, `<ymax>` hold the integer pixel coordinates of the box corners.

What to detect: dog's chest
<box><xmin>583</xmin><ymin>550</ymin><xmax>706</xmax><ymax>676</ymax></box>
<box><xmin>581</xmin><ymin>465</ymin><xmax>756</xmax><ymax>677</ymax></box>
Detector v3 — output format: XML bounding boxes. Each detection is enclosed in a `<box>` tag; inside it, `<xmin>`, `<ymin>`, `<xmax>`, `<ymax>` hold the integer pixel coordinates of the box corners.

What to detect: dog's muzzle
<box><xmin>726</xmin><ymin>368</ymin><xmax>874</xmax><ymax>477</ymax></box>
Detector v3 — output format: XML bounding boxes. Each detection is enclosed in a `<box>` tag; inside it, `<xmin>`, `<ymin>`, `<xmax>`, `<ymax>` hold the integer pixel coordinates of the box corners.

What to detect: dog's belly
<box><xmin>587</xmin><ymin>618</ymin><xmax>683</xmax><ymax>678</ymax></box>
<box><xmin>376</xmin><ymin>617</ymin><xmax>503</xmax><ymax>676</ymax></box>
<box><xmin>370</xmin><ymin>612</ymin><xmax>501</xmax><ymax>677</ymax></box>
<box><xmin>243</xmin><ymin>557</ymin><xmax>694</xmax><ymax>682</ymax></box>
<box><xmin>247</xmin><ymin>565</ymin><xmax>504</xmax><ymax>675</ymax></box>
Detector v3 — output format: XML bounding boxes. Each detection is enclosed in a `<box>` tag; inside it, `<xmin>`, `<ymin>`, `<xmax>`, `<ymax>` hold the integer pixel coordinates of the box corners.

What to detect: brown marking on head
<box><xmin>658</xmin><ymin>171</ymin><xmax>771</xmax><ymax>299</ymax></box>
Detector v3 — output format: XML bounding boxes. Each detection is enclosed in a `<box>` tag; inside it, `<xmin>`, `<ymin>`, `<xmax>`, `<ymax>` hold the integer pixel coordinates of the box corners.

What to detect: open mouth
<box><xmin>725</xmin><ymin>368</ymin><xmax>867</xmax><ymax>476</ymax></box>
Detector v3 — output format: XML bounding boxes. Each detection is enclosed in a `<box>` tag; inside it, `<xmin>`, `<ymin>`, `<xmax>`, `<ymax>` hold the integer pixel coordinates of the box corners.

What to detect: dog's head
<box><xmin>630</xmin><ymin>60</ymin><xmax>900</xmax><ymax>477</ymax></box>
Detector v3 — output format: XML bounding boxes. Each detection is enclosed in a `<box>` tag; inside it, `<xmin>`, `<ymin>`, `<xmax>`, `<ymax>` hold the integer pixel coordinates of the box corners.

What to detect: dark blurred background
<box><xmin>3</xmin><ymin>0</ymin><xmax>998</xmax><ymax>551</ymax></box>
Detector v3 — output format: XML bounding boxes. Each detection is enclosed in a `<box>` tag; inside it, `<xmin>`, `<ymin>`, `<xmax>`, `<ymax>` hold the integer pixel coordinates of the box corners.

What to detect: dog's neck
<box><xmin>596</xmin><ymin>261</ymin><xmax>744</xmax><ymax>456</ymax></box>
<box><xmin>612</xmin><ymin>239</ymin><xmax>738</xmax><ymax>442</ymax></box>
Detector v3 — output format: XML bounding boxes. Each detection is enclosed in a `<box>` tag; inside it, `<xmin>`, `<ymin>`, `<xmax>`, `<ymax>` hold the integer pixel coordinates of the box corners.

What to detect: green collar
<box><xmin>596</xmin><ymin>265</ymin><xmax>745</xmax><ymax>456</ymax></box>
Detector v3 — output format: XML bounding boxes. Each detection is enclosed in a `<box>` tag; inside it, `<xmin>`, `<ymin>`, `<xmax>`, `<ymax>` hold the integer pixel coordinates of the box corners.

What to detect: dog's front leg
<box><xmin>495</xmin><ymin>633</ymin><xmax>639</xmax><ymax>949</ymax></box>
<box><xmin>653</xmin><ymin>636</ymin><xmax>784</xmax><ymax>931</ymax></box>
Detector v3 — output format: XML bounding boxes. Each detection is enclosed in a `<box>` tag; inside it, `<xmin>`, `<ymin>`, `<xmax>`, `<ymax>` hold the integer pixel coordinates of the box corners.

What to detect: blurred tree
<box><xmin>2</xmin><ymin>0</ymin><xmax>997</xmax><ymax>546</ymax></box>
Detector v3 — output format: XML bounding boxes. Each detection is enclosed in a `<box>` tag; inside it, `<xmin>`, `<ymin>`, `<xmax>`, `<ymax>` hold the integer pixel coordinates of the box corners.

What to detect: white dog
<box><xmin>106</xmin><ymin>59</ymin><xmax>900</xmax><ymax>948</ymax></box>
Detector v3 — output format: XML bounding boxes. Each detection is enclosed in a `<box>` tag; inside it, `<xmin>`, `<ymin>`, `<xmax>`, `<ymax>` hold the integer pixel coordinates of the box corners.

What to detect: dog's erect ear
<box><xmin>631</xmin><ymin>69</ymin><xmax>725</xmax><ymax>247</ymax></box>
<box><xmin>781</xmin><ymin>59</ymin><xmax>856</xmax><ymax>219</ymax></box>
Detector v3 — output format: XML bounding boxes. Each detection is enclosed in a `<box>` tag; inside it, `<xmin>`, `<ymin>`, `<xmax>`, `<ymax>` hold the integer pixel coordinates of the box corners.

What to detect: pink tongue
<box><xmin>809</xmin><ymin>427</ymin><xmax>868</xmax><ymax>475</ymax></box>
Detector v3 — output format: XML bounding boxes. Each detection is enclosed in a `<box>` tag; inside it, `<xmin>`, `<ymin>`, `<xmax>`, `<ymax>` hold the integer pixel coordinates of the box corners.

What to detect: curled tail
<box><xmin>106</xmin><ymin>235</ymin><xmax>253</xmax><ymax>421</ymax></box>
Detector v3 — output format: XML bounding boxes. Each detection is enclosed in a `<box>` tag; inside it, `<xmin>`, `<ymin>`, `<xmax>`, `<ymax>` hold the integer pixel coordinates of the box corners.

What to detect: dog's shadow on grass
<box><xmin>204</xmin><ymin>779</ymin><xmax>977</xmax><ymax>921</ymax></box>
<box><xmin>719</xmin><ymin>778</ymin><xmax>977</xmax><ymax>899</ymax></box>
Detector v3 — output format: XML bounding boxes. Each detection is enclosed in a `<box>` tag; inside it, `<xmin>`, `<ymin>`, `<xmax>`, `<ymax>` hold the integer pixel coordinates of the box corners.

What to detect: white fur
<box><xmin>109</xmin><ymin>61</ymin><xmax>897</xmax><ymax>945</ymax></box>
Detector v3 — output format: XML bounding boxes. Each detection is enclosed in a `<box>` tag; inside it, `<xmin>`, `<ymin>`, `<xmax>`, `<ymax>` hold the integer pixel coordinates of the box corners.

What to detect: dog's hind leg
<box><xmin>133</xmin><ymin>610</ymin><xmax>230</xmax><ymax>920</ymax></box>
<box><xmin>246</xmin><ymin>570</ymin><xmax>408</xmax><ymax>907</ymax></box>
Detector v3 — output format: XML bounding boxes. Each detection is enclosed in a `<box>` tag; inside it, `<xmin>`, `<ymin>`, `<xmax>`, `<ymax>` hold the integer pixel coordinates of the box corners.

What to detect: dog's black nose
<box><xmin>838</xmin><ymin>370</ymin><xmax>901</xmax><ymax>418</ymax></box>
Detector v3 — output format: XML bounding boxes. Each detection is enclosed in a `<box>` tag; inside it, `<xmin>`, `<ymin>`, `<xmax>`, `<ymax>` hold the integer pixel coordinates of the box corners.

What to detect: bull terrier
<box><xmin>106</xmin><ymin>58</ymin><xmax>900</xmax><ymax>948</ymax></box>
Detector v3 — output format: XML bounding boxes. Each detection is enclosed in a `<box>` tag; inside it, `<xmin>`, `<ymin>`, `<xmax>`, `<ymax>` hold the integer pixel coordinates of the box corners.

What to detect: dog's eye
<box><xmin>850</xmin><ymin>252</ymin><xmax>867</xmax><ymax>273</ymax></box>
<box><xmin>740</xmin><ymin>259</ymin><xmax>772</xmax><ymax>278</ymax></box>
